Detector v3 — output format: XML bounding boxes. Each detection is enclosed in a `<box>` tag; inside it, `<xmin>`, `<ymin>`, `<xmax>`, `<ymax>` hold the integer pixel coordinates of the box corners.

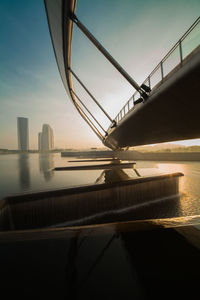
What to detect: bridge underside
<box><xmin>104</xmin><ymin>47</ymin><xmax>200</xmax><ymax>149</ymax></box>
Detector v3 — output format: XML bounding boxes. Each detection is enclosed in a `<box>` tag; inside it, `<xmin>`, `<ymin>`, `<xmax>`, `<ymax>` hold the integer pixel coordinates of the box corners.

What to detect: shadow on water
<box><xmin>18</xmin><ymin>154</ymin><xmax>30</xmax><ymax>189</ymax></box>
<box><xmin>39</xmin><ymin>153</ymin><xmax>54</xmax><ymax>181</ymax></box>
<box><xmin>95</xmin><ymin>168</ymin><xmax>131</xmax><ymax>184</ymax></box>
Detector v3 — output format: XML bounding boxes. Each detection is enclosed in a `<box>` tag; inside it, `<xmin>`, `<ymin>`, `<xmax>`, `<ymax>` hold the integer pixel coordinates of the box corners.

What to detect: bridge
<box><xmin>44</xmin><ymin>0</ymin><xmax>200</xmax><ymax>150</ymax></box>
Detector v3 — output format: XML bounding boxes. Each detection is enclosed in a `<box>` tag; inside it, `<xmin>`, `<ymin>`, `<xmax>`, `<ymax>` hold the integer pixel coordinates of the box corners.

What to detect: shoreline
<box><xmin>1</xmin><ymin>150</ymin><xmax>200</xmax><ymax>162</ymax></box>
<box><xmin>61</xmin><ymin>150</ymin><xmax>200</xmax><ymax>162</ymax></box>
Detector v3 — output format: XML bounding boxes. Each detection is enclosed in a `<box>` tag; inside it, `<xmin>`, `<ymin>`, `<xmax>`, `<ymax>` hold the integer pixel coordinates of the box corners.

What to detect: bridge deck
<box><xmin>104</xmin><ymin>46</ymin><xmax>200</xmax><ymax>149</ymax></box>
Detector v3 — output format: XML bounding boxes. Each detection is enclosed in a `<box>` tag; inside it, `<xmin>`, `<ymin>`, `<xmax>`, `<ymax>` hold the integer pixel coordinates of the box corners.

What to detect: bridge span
<box><xmin>44</xmin><ymin>0</ymin><xmax>200</xmax><ymax>150</ymax></box>
<box><xmin>105</xmin><ymin>46</ymin><xmax>200</xmax><ymax>149</ymax></box>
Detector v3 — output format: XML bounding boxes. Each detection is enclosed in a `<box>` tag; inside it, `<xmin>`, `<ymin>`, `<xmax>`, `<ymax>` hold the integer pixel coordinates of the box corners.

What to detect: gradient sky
<box><xmin>0</xmin><ymin>0</ymin><xmax>200</xmax><ymax>149</ymax></box>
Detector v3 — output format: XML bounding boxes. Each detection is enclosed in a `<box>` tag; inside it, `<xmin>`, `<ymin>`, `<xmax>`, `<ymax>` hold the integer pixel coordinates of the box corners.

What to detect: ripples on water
<box><xmin>0</xmin><ymin>153</ymin><xmax>200</xmax><ymax>218</ymax></box>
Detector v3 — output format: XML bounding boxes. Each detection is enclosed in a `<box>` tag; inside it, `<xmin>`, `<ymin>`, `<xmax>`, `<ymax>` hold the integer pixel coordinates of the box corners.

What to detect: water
<box><xmin>1</xmin><ymin>153</ymin><xmax>200</xmax><ymax>299</ymax></box>
<box><xmin>0</xmin><ymin>153</ymin><xmax>200</xmax><ymax>218</ymax></box>
<box><xmin>135</xmin><ymin>160</ymin><xmax>200</xmax><ymax>216</ymax></box>
<box><xmin>0</xmin><ymin>153</ymin><xmax>106</xmax><ymax>199</ymax></box>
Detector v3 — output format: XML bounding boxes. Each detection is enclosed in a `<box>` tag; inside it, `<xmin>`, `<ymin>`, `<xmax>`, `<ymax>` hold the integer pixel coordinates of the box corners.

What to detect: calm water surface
<box><xmin>0</xmin><ymin>153</ymin><xmax>104</xmax><ymax>199</ymax></box>
<box><xmin>1</xmin><ymin>153</ymin><xmax>200</xmax><ymax>300</ymax></box>
<box><xmin>0</xmin><ymin>153</ymin><xmax>200</xmax><ymax>217</ymax></box>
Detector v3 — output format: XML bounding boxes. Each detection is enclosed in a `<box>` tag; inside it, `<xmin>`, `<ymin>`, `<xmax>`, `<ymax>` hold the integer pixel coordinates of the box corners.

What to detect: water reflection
<box><xmin>18</xmin><ymin>154</ymin><xmax>30</xmax><ymax>189</ymax></box>
<box><xmin>0</xmin><ymin>167</ymin><xmax>182</xmax><ymax>231</ymax></box>
<box><xmin>156</xmin><ymin>163</ymin><xmax>185</xmax><ymax>175</ymax></box>
<box><xmin>156</xmin><ymin>162</ymin><xmax>199</xmax><ymax>216</ymax></box>
<box><xmin>104</xmin><ymin>169</ymin><xmax>130</xmax><ymax>183</ymax></box>
<box><xmin>2</xmin><ymin>154</ymin><xmax>200</xmax><ymax>225</ymax></box>
<box><xmin>95</xmin><ymin>168</ymin><xmax>131</xmax><ymax>184</ymax></box>
<box><xmin>39</xmin><ymin>153</ymin><xmax>54</xmax><ymax>181</ymax></box>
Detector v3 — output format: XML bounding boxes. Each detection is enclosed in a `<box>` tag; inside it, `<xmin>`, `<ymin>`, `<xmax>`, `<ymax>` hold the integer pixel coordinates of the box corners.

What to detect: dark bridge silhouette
<box><xmin>44</xmin><ymin>0</ymin><xmax>200</xmax><ymax>150</ymax></box>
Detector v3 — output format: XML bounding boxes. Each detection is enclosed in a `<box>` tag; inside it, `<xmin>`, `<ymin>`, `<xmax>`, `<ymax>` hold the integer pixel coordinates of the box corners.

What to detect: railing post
<box><xmin>179</xmin><ymin>40</ymin><xmax>183</xmax><ymax>63</ymax></box>
<box><xmin>148</xmin><ymin>76</ymin><xmax>151</xmax><ymax>90</ymax></box>
<box><xmin>160</xmin><ymin>61</ymin><xmax>164</xmax><ymax>81</ymax></box>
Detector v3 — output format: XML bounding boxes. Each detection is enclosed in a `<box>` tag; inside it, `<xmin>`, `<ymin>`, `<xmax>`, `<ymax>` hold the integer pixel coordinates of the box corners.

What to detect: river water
<box><xmin>0</xmin><ymin>153</ymin><xmax>200</xmax><ymax>219</ymax></box>
<box><xmin>1</xmin><ymin>153</ymin><xmax>200</xmax><ymax>300</ymax></box>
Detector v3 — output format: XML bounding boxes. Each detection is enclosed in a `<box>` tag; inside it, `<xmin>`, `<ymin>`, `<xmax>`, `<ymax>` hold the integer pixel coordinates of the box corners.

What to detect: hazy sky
<box><xmin>0</xmin><ymin>0</ymin><xmax>200</xmax><ymax>149</ymax></box>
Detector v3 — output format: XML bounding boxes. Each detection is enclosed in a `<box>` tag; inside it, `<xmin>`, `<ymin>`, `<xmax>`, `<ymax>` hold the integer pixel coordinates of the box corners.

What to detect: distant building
<box><xmin>38</xmin><ymin>124</ymin><xmax>54</xmax><ymax>151</ymax></box>
<box><xmin>38</xmin><ymin>132</ymin><xmax>42</xmax><ymax>151</ymax></box>
<box><xmin>17</xmin><ymin>117</ymin><xmax>29</xmax><ymax>151</ymax></box>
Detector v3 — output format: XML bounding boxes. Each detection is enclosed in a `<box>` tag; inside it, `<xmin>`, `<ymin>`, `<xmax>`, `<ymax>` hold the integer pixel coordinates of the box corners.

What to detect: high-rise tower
<box><xmin>39</xmin><ymin>124</ymin><xmax>54</xmax><ymax>151</ymax></box>
<box><xmin>17</xmin><ymin>117</ymin><xmax>29</xmax><ymax>151</ymax></box>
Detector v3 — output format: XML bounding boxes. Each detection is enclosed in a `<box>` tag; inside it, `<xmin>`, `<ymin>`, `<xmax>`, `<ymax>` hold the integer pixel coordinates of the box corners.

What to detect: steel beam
<box><xmin>75</xmin><ymin>102</ymin><xmax>104</xmax><ymax>140</ymax></box>
<box><xmin>70</xmin><ymin>14</ymin><xmax>147</xmax><ymax>97</ymax></box>
<box><xmin>71</xmin><ymin>89</ymin><xmax>107</xmax><ymax>134</ymax></box>
<box><xmin>69</xmin><ymin>68</ymin><xmax>113</xmax><ymax>123</ymax></box>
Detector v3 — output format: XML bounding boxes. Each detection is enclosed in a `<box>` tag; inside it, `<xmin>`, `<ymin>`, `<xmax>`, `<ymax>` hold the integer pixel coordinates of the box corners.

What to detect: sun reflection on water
<box><xmin>156</xmin><ymin>162</ymin><xmax>200</xmax><ymax>216</ymax></box>
<box><xmin>156</xmin><ymin>163</ymin><xmax>185</xmax><ymax>175</ymax></box>
<box><xmin>156</xmin><ymin>163</ymin><xmax>185</xmax><ymax>193</ymax></box>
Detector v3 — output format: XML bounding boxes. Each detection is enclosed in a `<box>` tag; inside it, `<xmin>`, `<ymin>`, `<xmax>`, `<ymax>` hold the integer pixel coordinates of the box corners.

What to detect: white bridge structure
<box><xmin>44</xmin><ymin>0</ymin><xmax>200</xmax><ymax>150</ymax></box>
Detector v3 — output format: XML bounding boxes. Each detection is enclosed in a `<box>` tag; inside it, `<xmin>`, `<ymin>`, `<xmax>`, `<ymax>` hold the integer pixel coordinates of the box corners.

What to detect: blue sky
<box><xmin>0</xmin><ymin>0</ymin><xmax>200</xmax><ymax>149</ymax></box>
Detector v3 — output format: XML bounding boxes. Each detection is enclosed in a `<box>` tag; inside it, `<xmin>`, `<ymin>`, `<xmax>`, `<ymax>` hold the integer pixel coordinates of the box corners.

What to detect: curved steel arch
<box><xmin>44</xmin><ymin>0</ymin><xmax>107</xmax><ymax>144</ymax></box>
<box><xmin>45</xmin><ymin>1</ymin><xmax>200</xmax><ymax>150</ymax></box>
<box><xmin>44</xmin><ymin>0</ymin><xmax>148</xmax><ymax>150</ymax></box>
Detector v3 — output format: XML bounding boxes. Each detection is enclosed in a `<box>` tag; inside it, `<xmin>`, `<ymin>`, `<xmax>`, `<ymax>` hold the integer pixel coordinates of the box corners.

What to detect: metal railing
<box><xmin>113</xmin><ymin>16</ymin><xmax>200</xmax><ymax>127</ymax></box>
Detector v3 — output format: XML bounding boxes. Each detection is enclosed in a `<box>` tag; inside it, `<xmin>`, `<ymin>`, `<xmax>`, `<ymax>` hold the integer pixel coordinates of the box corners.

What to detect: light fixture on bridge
<box><xmin>134</xmin><ymin>98</ymin><xmax>144</xmax><ymax>105</ymax></box>
<box><xmin>141</xmin><ymin>84</ymin><xmax>151</xmax><ymax>93</ymax></box>
<box><xmin>111</xmin><ymin>120</ymin><xmax>117</xmax><ymax>128</ymax></box>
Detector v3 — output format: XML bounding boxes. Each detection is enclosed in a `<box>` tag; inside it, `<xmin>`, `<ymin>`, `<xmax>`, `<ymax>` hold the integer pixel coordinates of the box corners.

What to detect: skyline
<box><xmin>1</xmin><ymin>0</ymin><xmax>200</xmax><ymax>149</ymax></box>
